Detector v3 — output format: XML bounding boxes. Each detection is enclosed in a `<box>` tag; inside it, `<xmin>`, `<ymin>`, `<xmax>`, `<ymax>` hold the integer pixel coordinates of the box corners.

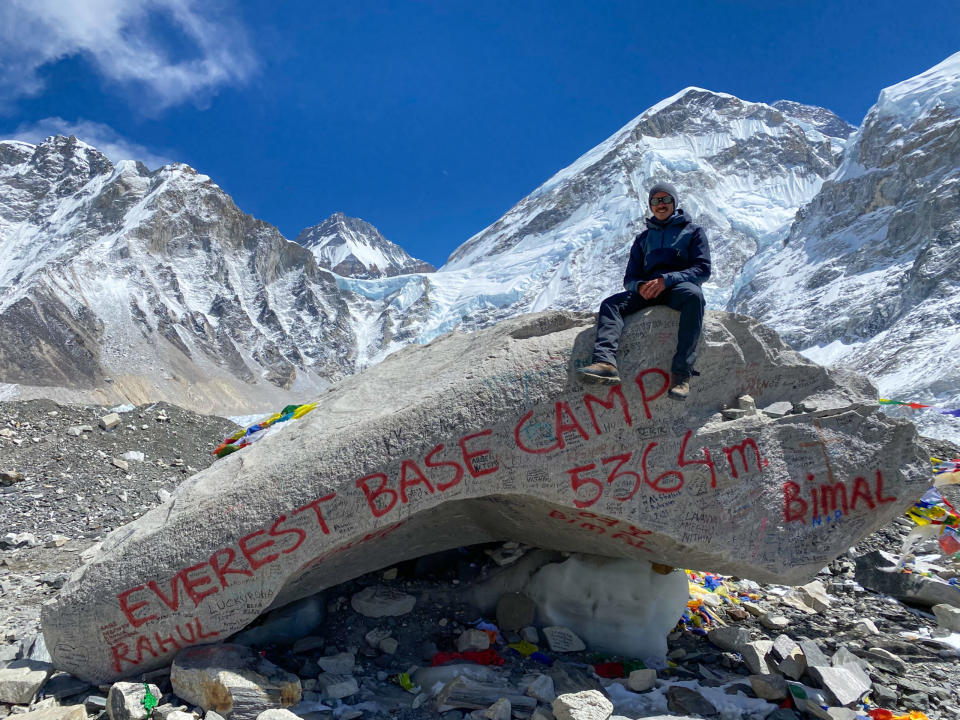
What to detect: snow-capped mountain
<box><xmin>295</xmin><ymin>212</ymin><xmax>434</xmax><ymax>279</ymax></box>
<box><xmin>0</xmin><ymin>136</ymin><xmax>358</xmax><ymax>413</ymax></box>
<box><xmin>5</xmin><ymin>54</ymin><xmax>956</xmax><ymax>440</ymax></box>
<box><xmin>731</xmin><ymin>51</ymin><xmax>960</xmax><ymax>441</ymax></box>
<box><xmin>341</xmin><ymin>88</ymin><xmax>852</xmax><ymax>367</ymax></box>
<box><xmin>0</xmin><ymin>89</ymin><xmax>853</xmax><ymax>413</ymax></box>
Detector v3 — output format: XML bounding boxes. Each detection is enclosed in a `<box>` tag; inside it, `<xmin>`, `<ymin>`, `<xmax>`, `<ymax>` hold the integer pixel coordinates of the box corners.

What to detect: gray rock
<box><xmin>40</xmin><ymin>310</ymin><xmax>932</xmax><ymax>683</ymax></box>
<box><xmin>496</xmin><ymin>592</ymin><xmax>535</xmax><ymax>631</ymax></box>
<box><xmin>707</xmin><ymin>626</ymin><xmax>750</xmax><ymax>652</ymax></box>
<box><xmin>42</xmin><ymin>672</ymin><xmax>91</xmax><ymax>699</ymax></box>
<box><xmin>798</xmin><ymin>580</ymin><xmax>832</xmax><ymax>612</ymax></box>
<box><xmin>932</xmin><ymin>603</ymin><xmax>960</xmax><ymax>631</ymax></box>
<box><xmin>807</xmin><ymin>665</ymin><xmax>871</xmax><ymax>706</ymax></box>
<box><xmin>851</xmin><ymin>618</ymin><xmax>879</xmax><ymax>636</ymax></box>
<box><xmin>0</xmin><ymin>660</ymin><xmax>53</xmax><ymax>704</ymax></box>
<box><xmin>151</xmin><ymin>703</ymin><xmax>189</xmax><ymax>720</ymax></box>
<box><xmin>525</xmin><ymin>674</ymin><xmax>557</xmax><ymax>703</ymax></box>
<box><xmin>482</xmin><ymin>697</ymin><xmax>511</xmax><ymax>720</ymax></box>
<box><xmin>666</xmin><ymin>686</ymin><xmax>718</xmax><ymax>717</ymax></box>
<box><xmin>829</xmin><ymin>647</ymin><xmax>865</xmax><ymax>670</ymax></box>
<box><xmin>872</xmin><ymin>683</ymin><xmax>898</xmax><ymax>706</ymax></box>
<box><xmin>5</xmin><ymin>707</ymin><xmax>86</xmax><ymax>720</ymax></box>
<box><xmin>542</xmin><ymin>626</ymin><xmax>585</xmax><ymax>653</ymax></box>
<box><xmin>749</xmin><ymin>673</ymin><xmax>787</xmax><ymax>700</ymax></box>
<box><xmin>106</xmin><ymin>681</ymin><xmax>162</xmax><ymax>720</ymax></box>
<box><xmin>547</xmin><ymin>663</ymin><xmax>604</xmax><ymax>696</ymax></box>
<box><xmin>0</xmin><ymin>471</ymin><xmax>24</xmax><ymax>486</ymax></box>
<box><xmin>435</xmin><ymin>676</ymin><xmax>536</xmax><ymax>712</ymax></box>
<box><xmin>854</xmin><ymin>550</ymin><xmax>960</xmax><ymax>608</ymax></box>
<box><xmin>315</xmin><ymin>674</ymin><xmax>357</xmax><ymax>700</ymax></box>
<box><xmin>1</xmin><ymin>533</ymin><xmax>38</xmax><ymax>549</ymax></box>
<box><xmin>170</xmin><ymin>644</ymin><xmax>301</xmax><ymax>720</ymax></box>
<box><xmin>0</xmin><ymin>643</ymin><xmax>19</xmax><ymax>664</ymax></box>
<box><xmin>521</xmin><ymin>626</ymin><xmax>539</xmax><ymax>644</ymax></box>
<box><xmin>860</xmin><ymin>647</ymin><xmax>905</xmax><ymax>672</ymax></box>
<box><xmin>823</xmin><ymin>709</ymin><xmax>858</xmax><ymax>720</ymax></box>
<box><xmin>778</xmin><ymin>655</ymin><xmax>806</xmax><ymax>681</ymax></box>
<box><xmin>798</xmin><ymin>640</ymin><xmax>830</xmax><ymax>669</ymax></box>
<box><xmin>771</xmin><ymin>634</ymin><xmax>800</xmax><ymax>661</ymax></box>
<box><xmin>762</xmin><ymin>401</ymin><xmax>793</xmax><ymax>418</ymax></box>
<box><xmin>316</xmin><ymin>652</ymin><xmax>354</xmax><ymax>675</ymax></box>
<box><xmin>99</xmin><ymin>414</ymin><xmax>120</xmax><ymax>431</ymax></box>
<box><xmin>737</xmin><ymin>395</ymin><xmax>757</xmax><ymax>413</ymax></box>
<box><xmin>551</xmin><ymin>690</ymin><xmax>613</xmax><ymax>720</ymax></box>
<box><xmin>780</xmin><ymin>592</ymin><xmax>816</xmax><ymax>614</ymax></box>
<box><xmin>626</xmin><ymin>669</ymin><xmax>657</xmax><ymax>693</ymax></box>
<box><xmin>85</xmin><ymin>696</ymin><xmax>108</xmax><ymax>712</ymax></box>
<box><xmin>351</xmin><ymin>586</ymin><xmax>416</xmax><ymax>617</ymax></box>
<box><xmin>457</xmin><ymin>629</ymin><xmax>491</xmax><ymax>653</ymax></box>
<box><xmin>738</xmin><ymin>640</ymin><xmax>774</xmax><ymax>675</ymax></box>
<box><xmin>760</xmin><ymin>613</ymin><xmax>790</xmax><ymax>630</ymax></box>
<box><xmin>255</xmin><ymin>711</ymin><xmax>300</xmax><ymax>720</ymax></box>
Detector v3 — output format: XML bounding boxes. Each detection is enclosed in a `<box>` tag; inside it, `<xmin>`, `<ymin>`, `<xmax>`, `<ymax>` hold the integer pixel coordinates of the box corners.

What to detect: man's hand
<box><xmin>639</xmin><ymin>278</ymin><xmax>665</xmax><ymax>299</ymax></box>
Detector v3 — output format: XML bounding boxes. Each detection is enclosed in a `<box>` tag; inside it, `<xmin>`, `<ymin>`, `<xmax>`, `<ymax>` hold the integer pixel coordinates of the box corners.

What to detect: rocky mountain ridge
<box><xmin>0</xmin><ymin>136</ymin><xmax>359</xmax><ymax>414</ymax></box>
<box><xmin>337</xmin><ymin>88</ymin><xmax>853</xmax><ymax>369</ymax></box>
<box><xmin>732</xmin><ymin>51</ymin><xmax>960</xmax><ymax>442</ymax></box>
<box><xmin>295</xmin><ymin>212</ymin><xmax>434</xmax><ymax>279</ymax></box>
<box><xmin>1</xmin><ymin>55</ymin><xmax>958</xmax><ymax>442</ymax></box>
<box><xmin>1</xmin><ymin>87</ymin><xmax>849</xmax><ymax>412</ymax></box>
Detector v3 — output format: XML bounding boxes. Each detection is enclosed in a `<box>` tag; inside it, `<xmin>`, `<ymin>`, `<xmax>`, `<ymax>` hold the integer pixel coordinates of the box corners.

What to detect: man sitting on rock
<box><xmin>577</xmin><ymin>182</ymin><xmax>711</xmax><ymax>400</ymax></box>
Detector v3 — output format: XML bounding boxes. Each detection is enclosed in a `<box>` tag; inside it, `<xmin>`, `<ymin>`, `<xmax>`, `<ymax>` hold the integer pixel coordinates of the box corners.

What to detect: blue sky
<box><xmin>1</xmin><ymin>1</ymin><xmax>958</xmax><ymax>269</ymax></box>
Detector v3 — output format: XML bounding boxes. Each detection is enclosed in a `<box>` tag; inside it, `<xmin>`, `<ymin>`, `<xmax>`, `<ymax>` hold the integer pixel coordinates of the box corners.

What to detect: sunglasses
<box><xmin>650</xmin><ymin>196</ymin><xmax>674</xmax><ymax>207</ymax></box>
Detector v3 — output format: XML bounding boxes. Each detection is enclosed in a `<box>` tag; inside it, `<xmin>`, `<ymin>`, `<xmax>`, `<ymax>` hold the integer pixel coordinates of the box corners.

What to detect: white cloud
<box><xmin>9</xmin><ymin>118</ymin><xmax>173</xmax><ymax>170</ymax></box>
<box><xmin>0</xmin><ymin>0</ymin><xmax>255</xmax><ymax>111</ymax></box>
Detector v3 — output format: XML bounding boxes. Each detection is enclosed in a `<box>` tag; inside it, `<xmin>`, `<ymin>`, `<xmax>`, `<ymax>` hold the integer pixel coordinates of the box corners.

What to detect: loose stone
<box><xmin>552</xmin><ymin>690</ymin><xmax>613</xmax><ymax>720</ymax></box>
<box><xmin>106</xmin><ymin>681</ymin><xmax>162</xmax><ymax>720</ymax></box>
<box><xmin>542</xmin><ymin>626</ymin><xmax>586</xmax><ymax>653</ymax></box>
<box><xmin>350</xmin><ymin>586</ymin><xmax>416</xmax><ymax>617</ymax></box>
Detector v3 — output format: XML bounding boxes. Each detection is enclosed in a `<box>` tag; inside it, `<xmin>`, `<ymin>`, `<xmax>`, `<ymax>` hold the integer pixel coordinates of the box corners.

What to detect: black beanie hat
<box><xmin>648</xmin><ymin>182</ymin><xmax>679</xmax><ymax>207</ymax></box>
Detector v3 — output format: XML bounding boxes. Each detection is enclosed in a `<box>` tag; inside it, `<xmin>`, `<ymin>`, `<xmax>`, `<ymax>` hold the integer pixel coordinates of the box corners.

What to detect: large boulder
<box><xmin>42</xmin><ymin>309</ymin><xmax>929</xmax><ymax>683</ymax></box>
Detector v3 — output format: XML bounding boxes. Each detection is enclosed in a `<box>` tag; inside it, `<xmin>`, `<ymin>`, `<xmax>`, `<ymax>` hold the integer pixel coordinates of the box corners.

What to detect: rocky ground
<box><xmin>1</xmin><ymin>399</ymin><xmax>959</xmax><ymax>720</ymax></box>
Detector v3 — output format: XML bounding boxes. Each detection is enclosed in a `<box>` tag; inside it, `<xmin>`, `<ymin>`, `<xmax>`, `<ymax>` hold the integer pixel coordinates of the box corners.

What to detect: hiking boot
<box><xmin>668</xmin><ymin>374</ymin><xmax>690</xmax><ymax>400</ymax></box>
<box><xmin>576</xmin><ymin>361</ymin><xmax>620</xmax><ymax>385</ymax></box>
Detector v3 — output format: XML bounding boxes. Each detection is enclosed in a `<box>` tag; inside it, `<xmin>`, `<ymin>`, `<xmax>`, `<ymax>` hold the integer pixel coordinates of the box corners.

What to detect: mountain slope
<box><xmin>341</xmin><ymin>88</ymin><xmax>850</xmax><ymax>367</ymax></box>
<box><xmin>295</xmin><ymin>212</ymin><xmax>434</xmax><ymax>279</ymax></box>
<box><xmin>0</xmin><ymin>136</ymin><xmax>357</xmax><ymax>413</ymax></box>
<box><xmin>731</xmin><ymin>51</ymin><xmax>960</xmax><ymax>440</ymax></box>
<box><xmin>0</xmin><ymin>88</ymin><xmax>873</xmax><ymax>419</ymax></box>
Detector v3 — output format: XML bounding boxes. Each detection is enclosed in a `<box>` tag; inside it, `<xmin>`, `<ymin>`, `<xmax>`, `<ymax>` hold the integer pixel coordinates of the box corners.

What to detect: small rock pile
<box><xmin>2</xmin><ymin>399</ymin><xmax>960</xmax><ymax>720</ymax></box>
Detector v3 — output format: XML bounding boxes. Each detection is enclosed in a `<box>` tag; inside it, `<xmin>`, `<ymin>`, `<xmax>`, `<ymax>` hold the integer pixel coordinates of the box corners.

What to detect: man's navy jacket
<box><xmin>623</xmin><ymin>209</ymin><xmax>711</xmax><ymax>290</ymax></box>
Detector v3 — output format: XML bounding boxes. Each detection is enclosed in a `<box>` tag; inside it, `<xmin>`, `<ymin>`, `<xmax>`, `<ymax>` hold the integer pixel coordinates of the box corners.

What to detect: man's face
<box><xmin>650</xmin><ymin>191</ymin><xmax>675</xmax><ymax>221</ymax></box>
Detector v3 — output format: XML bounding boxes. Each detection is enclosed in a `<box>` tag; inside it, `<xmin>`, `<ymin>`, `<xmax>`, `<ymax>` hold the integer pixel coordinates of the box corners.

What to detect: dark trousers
<box><xmin>592</xmin><ymin>281</ymin><xmax>705</xmax><ymax>378</ymax></box>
